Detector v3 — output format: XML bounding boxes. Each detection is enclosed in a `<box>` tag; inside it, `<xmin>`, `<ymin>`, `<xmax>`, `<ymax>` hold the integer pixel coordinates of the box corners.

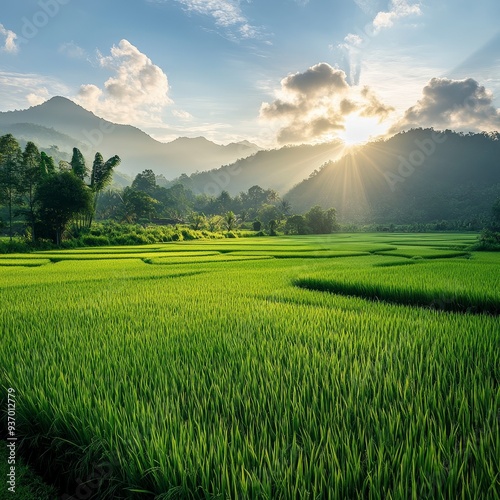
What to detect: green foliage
<box><xmin>284</xmin><ymin>214</ymin><xmax>307</xmax><ymax>235</ymax></box>
<box><xmin>267</xmin><ymin>218</ymin><xmax>278</xmax><ymax>236</ymax></box>
<box><xmin>471</xmin><ymin>198</ymin><xmax>500</xmax><ymax>251</ymax></box>
<box><xmin>304</xmin><ymin>205</ymin><xmax>339</xmax><ymax>234</ymax></box>
<box><xmin>189</xmin><ymin>212</ymin><xmax>206</xmax><ymax>231</ymax></box>
<box><xmin>0</xmin><ymin>445</ymin><xmax>58</xmax><ymax>499</ymax></box>
<box><xmin>122</xmin><ymin>187</ymin><xmax>159</xmax><ymax>222</ymax></box>
<box><xmin>0</xmin><ymin>134</ymin><xmax>23</xmax><ymax>239</ymax></box>
<box><xmin>17</xmin><ymin>142</ymin><xmax>43</xmax><ymax>242</ymax></box>
<box><xmin>40</xmin><ymin>152</ymin><xmax>56</xmax><ymax>176</ymax></box>
<box><xmin>35</xmin><ymin>171</ymin><xmax>93</xmax><ymax>244</ymax></box>
<box><xmin>90</xmin><ymin>153</ymin><xmax>121</xmax><ymax>193</ymax></box>
<box><xmin>70</xmin><ymin>147</ymin><xmax>87</xmax><ymax>180</ymax></box>
<box><xmin>223</xmin><ymin>210</ymin><xmax>237</xmax><ymax>232</ymax></box>
<box><xmin>472</xmin><ymin>229</ymin><xmax>500</xmax><ymax>251</ymax></box>
<box><xmin>490</xmin><ymin>197</ymin><xmax>500</xmax><ymax>230</ymax></box>
<box><xmin>257</xmin><ymin>203</ymin><xmax>281</xmax><ymax>225</ymax></box>
<box><xmin>131</xmin><ymin>169</ymin><xmax>157</xmax><ymax>194</ymax></box>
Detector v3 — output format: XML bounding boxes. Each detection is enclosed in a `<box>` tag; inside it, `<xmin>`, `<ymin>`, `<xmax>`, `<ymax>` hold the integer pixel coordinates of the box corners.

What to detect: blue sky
<box><xmin>0</xmin><ymin>0</ymin><xmax>499</xmax><ymax>146</ymax></box>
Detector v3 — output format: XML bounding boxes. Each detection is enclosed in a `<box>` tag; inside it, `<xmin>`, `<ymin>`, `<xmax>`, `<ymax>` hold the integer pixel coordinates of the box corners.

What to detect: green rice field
<box><xmin>1</xmin><ymin>233</ymin><xmax>499</xmax><ymax>498</ymax></box>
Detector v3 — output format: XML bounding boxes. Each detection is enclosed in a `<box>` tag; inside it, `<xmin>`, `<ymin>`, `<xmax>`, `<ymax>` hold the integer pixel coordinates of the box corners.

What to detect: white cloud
<box><xmin>372</xmin><ymin>0</ymin><xmax>422</xmax><ymax>33</ymax></box>
<box><xmin>334</xmin><ymin>33</ymin><xmax>364</xmax><ymax>85</ymax></box>
<box><xmin>260</xmin><ymin>63</ymin><xmax>393</xmax><ymax>144</ymax></box>
<box><xmin>26</xmin><ymin>88</ymin><xmax>50</xmax><ymax>107</ymax></box>
<box><xmin>0</xmin><ymin>71</ymin><xmax>70</xmax><ymax>110</ymax></box>
<box><xmin>393</xmin><ymin>77</ymin><xmax>500</xmax><ymax>133</ymax></box>
<box><xmin>75</xmin><ymin>39</ymin><xmax>172</xmax><ymax>126</ymax></box>
<box><xmin>172</xmin><ymin>109</ymin><xmax>194</xmax><ymax>120</ymax></box>
<box><xmin>344</xmin><ymin>34</ymin><xmax>363</xmax><ymax>47</ymax></box>
<box><xmin>174</xmin><ymin>0</ymin><xmax>244</xmax><ymax>26</ymax></box>
<box><xmin>59</xmin><ymin>41</ymin><xmax>87</xmax><ymax>60</ymax></box>
<box><xmin>353</xmin><ymin>0</ymin><xmax>378</xmax><ymax>16</ymax></box>
<box><xmin>333</xmin><ymin>1</ymin><xmax>421</xmax><ymax>87</ymax></box>
<box><xmin>166</xmin><ymin>0</ymin><xmax>264</xmax><ymax>40</ymax></box>
<box><xmin>0</xmin><ymin>24</ymin><xmax>18</xmax><ymax>53</ymax></box>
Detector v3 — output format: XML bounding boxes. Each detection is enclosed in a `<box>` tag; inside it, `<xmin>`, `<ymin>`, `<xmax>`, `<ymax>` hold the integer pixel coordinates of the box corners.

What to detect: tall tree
<box><xmin>89</xmin><ymin>152</ymin><xmax>120</xmax><ymax>227</ymax></box>
<box><xmin>36</xmin><ymin>171</ymin><xmax>92</xmax><ymax>245</ymax></box>
<box><xmin>122</xmin><ymin>187</ymin><xmax>158</xmax><ymax>223</ymax></box>
<box><xmin>70</xmin><ymin>147</ymin><xmax>87</xmax><ymax>180</ymax></box>
<box><xmin>304</xmin><ymin>206</ymin><xmax>339</xmax><ymax>234</ymax></box>
<box><xmin>279</xmin><ymin>199</ymin><xmax>292</xmax><ymax>217</ymax></box>
<box><xmin>18</xmin><ymin>141</ymin><xmax>42</xmax><ymax>242</ymax></box>
<box><xmin>223</xmin><ymin>211</ymin><xmax>237</xmax><ymax>232</ymax></box>
<box><xmin>284</xmin><ymin>215</ymin><xmax>307</xmax><ymax>235</ymax></box>
<box><xmin>132</xmin><ymin>169</ymin><xmax>157</xmax><ymax>194</ymax></box>
<box><xmin>40</xmin><ymin>152</ymin><xmax>56</xmax><ymax>176</ymax></box>
<box><xmin>0</xmin><ymin>134</ymin><xmax>22</xmax><ymax>241</ymax></box>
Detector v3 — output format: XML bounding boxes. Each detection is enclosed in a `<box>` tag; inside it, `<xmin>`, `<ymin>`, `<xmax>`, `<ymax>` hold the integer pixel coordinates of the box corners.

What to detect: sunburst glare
<box><xmin>340</xmin><ymin>113</ymin><xmax>388</xmax><ymax>146</ymax></box>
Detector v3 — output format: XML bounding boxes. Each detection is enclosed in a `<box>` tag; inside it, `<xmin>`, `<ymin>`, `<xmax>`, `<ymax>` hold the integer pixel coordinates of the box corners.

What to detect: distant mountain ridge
<box><xmin>285</xmin><ymin>129</ymin><xmax>500</xmax><ymax>224</ymax></box>
<box><xmin>169</xmin><ymin>141</ymin><xmax>346</xmax><ymax>196</ymax></box>
<box><xmin>0</xmin><ymin>97</ymin><xmax>260</xmax><ymax>177</ymax></box>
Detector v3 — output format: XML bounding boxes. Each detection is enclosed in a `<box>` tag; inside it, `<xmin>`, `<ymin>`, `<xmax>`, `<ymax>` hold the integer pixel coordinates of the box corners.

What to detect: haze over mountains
<box><xmin>167</xmin><ymin>141</ymin><xmax>346</xmax><ymax>196</ymax></box>
<box><xmin>0</xmin><ymin>97</ymin><xmax>260</xmax><ymax>178</ymax></box>
<box><xmin>286</xmin><ymin>129</ymin><xmax>500</xmax><ymax>224</ymax></box>
<box><xmin>1</xmin><ymin>97</ymin><xmax>499</xmax><ymax>225</ymax></box>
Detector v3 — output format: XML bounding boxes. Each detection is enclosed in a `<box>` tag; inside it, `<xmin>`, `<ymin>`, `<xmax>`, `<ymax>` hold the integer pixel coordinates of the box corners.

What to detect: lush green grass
<box><xmin>0</xmin><ymin>443</ymin><xmax>58</xmax><ymax>499</ymax></box>
<box><xmin>0</xmin><ymin>234</ymin><xmax>498</xmax><ymax>498</ymax></box>
<box><xmin>294</xmin><ymin>251</ymin><xmax>500</xmax><ymax>314</ymax></box>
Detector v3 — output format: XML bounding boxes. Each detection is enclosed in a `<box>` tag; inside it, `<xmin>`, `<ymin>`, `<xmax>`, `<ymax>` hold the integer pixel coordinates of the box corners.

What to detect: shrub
<box><xmin>81</xmin><ymin>235</ymin><xmax>110</xmax><ymax>247</ymax></box>
<box><xmin>0</xmin><ymin>239</ymin><xmax>31</xmax><ymax>254</ymax></box>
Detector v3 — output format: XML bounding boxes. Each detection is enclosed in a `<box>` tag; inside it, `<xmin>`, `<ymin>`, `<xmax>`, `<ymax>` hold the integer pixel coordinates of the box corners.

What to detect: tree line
<box><xmin>97</xmin><ymin>168</ymin><xmax>339</xmax><ymax>235</ymax></box>
<box><xmin>0</xmin><ymin>134</ymin><xmax>120</xmax><ymax>244</ymax></box>
<box><xmin>0</xmin><ymin>135</ymin><xmax>339</xmax><ymax>245</ymax></box>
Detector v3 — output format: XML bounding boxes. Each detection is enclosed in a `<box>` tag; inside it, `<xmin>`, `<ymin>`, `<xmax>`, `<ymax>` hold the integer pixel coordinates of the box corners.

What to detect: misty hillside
<box><xmin>0</xmin><ymin>97</ymin><xmax>260</xmax><ymax>177</ymax></box>
<box><xmin>167</xmin><ymin>141</ymin><xmax>346</xmax><ymax>196</ymax></box>
<box><xmin>285</xmin><ymin>129</ymin><xmax>500</xmax><ymax>225</ymax></box>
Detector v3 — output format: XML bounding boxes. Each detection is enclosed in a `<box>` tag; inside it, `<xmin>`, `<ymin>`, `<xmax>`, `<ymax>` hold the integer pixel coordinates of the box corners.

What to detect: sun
<box><xmin>340</xmin><ymin>113</ymin><xmax>387</xmax><ymax>146</ymax></box>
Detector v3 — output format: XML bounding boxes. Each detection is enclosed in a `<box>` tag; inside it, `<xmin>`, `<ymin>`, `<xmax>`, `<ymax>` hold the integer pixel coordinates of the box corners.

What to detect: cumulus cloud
<box><xmin>260</xmin><ymin>62</ymin><xmax>393</xmax><ymax>144</ymax></box>
<box><xmin>393</xmin><ymin>77</ymin><xmax>500</xmax><ymax>133</ymax></box>
<box><xmin>169</xmin><ymin>0</ymin><xmax>263</xmax><ymax>40</ymax></box>
<box><xmin>26</xmin><ymin>88</ymin><xmax>50</xmax><ymax>107</ymax></box>
<box><xmin>75</xmin><ymin>39</ymin><xmax>172</xmax><ymax>126</ymax></box>
<box><xmin>0</xmin><ymin>24</ymin><xmax>18</xmax><ymax>53</ymax></box>
<box><xmin>372</xmin><ymin>0</ymin><xmax>422</xmax><ymax>33</ymax></box>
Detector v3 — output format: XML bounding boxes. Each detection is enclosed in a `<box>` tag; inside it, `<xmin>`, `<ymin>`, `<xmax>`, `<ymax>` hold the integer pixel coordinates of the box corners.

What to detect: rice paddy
<box><xmin>0</xmin><ymin>233</ymin><xmax>498</xmax><ymax>498</ymax></box>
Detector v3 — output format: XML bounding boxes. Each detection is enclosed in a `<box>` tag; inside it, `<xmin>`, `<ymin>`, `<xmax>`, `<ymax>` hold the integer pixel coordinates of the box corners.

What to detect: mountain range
<box><xmin>166</xmin><ymin>141</ymin><xmax>346</xmax><ymax>196</ymax></box>
<box><xmin>1</xmin><ymin>97</ymin><xmax>499</xmax><ymax>225</ymax></box>
<box><xmin>0</xmin><ymin>97</ymin><xmax>260</xmax><ymax>178</ymax></box>
<box><xmin>285</xmin><ymin>129</ymin><xmax>500</xmax><ymax>224</ymax></box>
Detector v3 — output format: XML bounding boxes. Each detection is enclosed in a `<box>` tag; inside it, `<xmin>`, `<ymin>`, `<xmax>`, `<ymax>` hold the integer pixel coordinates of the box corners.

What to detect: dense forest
<box><xmin>0</xmin><ymin>134</ymin><xmax>339</xmax><ymax>247</ymax></box>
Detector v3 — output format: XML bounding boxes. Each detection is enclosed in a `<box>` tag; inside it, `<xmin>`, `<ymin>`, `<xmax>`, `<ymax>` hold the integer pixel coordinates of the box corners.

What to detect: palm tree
<box><xmin>224</xmin><ymin>211</ymin><xmax>237</xmax><ymax>232</ymax></box>
<box><xmin>279</xmin><ymin>199</ymin><xmax>291</xmax><ymax>217</ymax></box>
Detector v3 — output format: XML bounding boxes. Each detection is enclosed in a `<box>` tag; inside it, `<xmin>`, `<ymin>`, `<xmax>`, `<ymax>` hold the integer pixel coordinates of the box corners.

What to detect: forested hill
<box><xmin>285</xmin><ymin>129</ymin><xmax>500</xmax><ymax>225</ymax></box>
<box><xmin>165</xmin><ymin>140</ymin><xmax>345</xmax><ymax>196</ymax></box>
